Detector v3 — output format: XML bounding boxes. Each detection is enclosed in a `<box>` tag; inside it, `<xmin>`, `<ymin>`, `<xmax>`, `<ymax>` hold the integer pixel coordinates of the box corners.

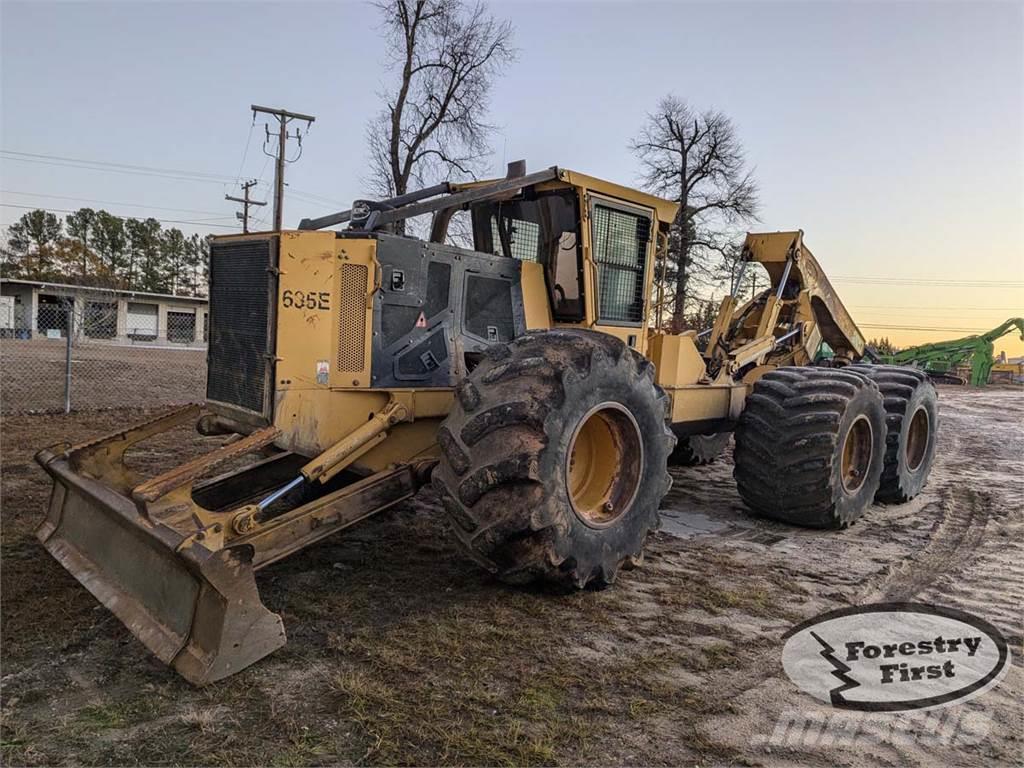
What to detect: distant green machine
<box><xmin>881</xmin><ymin>318</ymin><xmax>1024</xmax><ymax>386</ymax></box>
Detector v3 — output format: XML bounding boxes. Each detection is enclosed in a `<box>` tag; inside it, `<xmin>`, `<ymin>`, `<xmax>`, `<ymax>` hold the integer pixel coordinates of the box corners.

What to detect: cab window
<box><xmin>591</xmin><ymin>203</ymin><xmax>651</xmax><ymax>325</ymax></box>
<box><xmin>471</xmin><ymin>190</ymin><xmax>583</xmax><ymax>321</ymax></box>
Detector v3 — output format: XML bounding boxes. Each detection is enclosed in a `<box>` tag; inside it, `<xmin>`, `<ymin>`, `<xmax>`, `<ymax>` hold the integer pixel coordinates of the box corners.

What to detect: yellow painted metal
<box><xmin>558</xmin><ymin>169</ymin><xmax>678</xmax><ymax>225</ymax></box>
<box><xmin>359</xmin><ymin>418</ymin><xmax>444</xmax><ymax>470</ymax></box>
<box><xmin>521</xmin><ymin>261</ymin><xmax>554</xmax><ymax>329</ymax></box>
<box><xmin>741</xmin><ymin>230</ymin><xmax>865</xmax><ymax>361</ymax></box>
<box><xmin>840</xmin><ymin>415</ymin><xmax>873</xmax><ymax>492</ymax></box>
<box><xmin>272</xmin><ymin>386</ymin><xmax>452</xmax><ymax>473</ymax></box>
<box><xmin>451</xmin><ymin>167</ymin><xmax>679</xmax><ymax>225</ymax></box>
<box><xmin>276</xmin><ymin>233</ymin><xmax>377</xmax><ymax>392</ymax></box>
<box><xmin>301</xmin><ymin>399</ymin><xmax>409</xmax><ymax>484</ymax></box>
<box><xmin>647</xmin><ymin>332</ymin><xmax>707</xmax><ymax>388</ymax></box>
<box><xmin>666</xmin><ymin>385</ymin><xmax>738</xmax><ymax>425</ymax></box>
<box><xmin>276</xmin><ymin>232</ymin><xmax>337</xmax><ymax>391</ymax></box>
<box><xmin>792</xmin><ymin>290</ymin><xmax>822</xmax><ymax>366</ymax></box>
<box><xmin>754</xmin><ymin>295</ymin><xmax>782</xmax><ymax>340</ymax></box>
<box><xmin>450</xmin><ymin>166</ymin><xmax>678</xmax><ymax>356</ymax></box>
<box><xmin>707</xmin><ymin>296</ymin><xmax>736</xmax><ymax>353</ymax></box>
<box><xmin>741</xmin><ymin>364</ymin><xmax>776</xmax><ymax>387</ymax></box>
<box><xmin>728</xmin><ymin>335</ymin><xmax>777</xmax><ymax>370</ymax></box>
<box><xmin>567</xmin><ymin>403</ymin><xmax>643</xmax><ymax>527</ymax></box>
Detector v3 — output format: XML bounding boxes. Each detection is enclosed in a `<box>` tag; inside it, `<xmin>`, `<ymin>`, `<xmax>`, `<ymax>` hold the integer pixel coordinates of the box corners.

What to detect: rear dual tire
<box><xmin>733</xmin><ymin>367</ymin><xmax>887</xmax><ymax>528</ymax></box>
<box><xmin>733</xmin><ymin>365</ymin><xmax>938</xmax><ymax>528</ymax></box>
<box><xmin>847</xmin><ymin>364</ymin><xmax>938</xmax><ymax>503</ymax></box>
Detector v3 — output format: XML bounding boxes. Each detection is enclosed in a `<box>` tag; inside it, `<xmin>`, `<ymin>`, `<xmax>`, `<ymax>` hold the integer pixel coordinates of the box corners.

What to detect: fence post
<box><xmin>64</xmin><ymin>302</ymin><xmax>74</xmax><ymax>414</ymax></box>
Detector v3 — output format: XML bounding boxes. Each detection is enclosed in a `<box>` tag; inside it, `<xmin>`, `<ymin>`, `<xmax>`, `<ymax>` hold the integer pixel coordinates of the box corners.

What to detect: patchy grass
<box><xmin>1</xmin><ymin>410</ymin><xmax>807</xmax><ymax>766</ymax></box>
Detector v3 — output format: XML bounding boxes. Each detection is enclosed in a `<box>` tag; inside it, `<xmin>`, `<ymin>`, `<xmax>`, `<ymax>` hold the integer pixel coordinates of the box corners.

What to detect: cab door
<box><xmin>582</xmin><ymin>193</ymin><xmax>656</xmax><ymax>355</ymax></box>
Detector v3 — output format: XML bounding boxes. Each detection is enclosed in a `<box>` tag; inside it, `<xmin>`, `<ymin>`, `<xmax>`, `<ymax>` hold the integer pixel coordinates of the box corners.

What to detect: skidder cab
<box><xmin>36</xmin><ymin>162</ymin><xmax>939</xmax><ymax>684</ymax></box>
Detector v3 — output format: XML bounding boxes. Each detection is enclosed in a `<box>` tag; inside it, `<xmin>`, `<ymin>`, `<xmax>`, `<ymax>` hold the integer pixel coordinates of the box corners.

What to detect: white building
<box><xmin>0</xmin><ymin>278</ymin><xmax>209</xmax><ymax>347</ymax></box>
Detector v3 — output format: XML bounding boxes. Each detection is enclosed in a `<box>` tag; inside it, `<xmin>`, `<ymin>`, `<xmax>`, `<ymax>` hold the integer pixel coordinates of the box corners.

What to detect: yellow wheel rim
<box><xmin>905</xmin><ymin>407</ymin><xmax>930</xmax><ymax>471</ymax></box>
<box><xmin>567</xmin><ymin>403</ymin><xmax>643</xmax><ymax>528</ymax></box>
<box><xmin>840</xmin><ymin>415</ymin><xmax>873</xmax><ymax>493</ymax></box>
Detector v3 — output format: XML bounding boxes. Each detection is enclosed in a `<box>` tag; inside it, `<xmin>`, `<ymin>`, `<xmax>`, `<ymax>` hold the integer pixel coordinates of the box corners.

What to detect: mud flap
<box><xmin>36</xmin><ymin>424</ymin><xmax>286</xmax><ymax>685</ymax></box>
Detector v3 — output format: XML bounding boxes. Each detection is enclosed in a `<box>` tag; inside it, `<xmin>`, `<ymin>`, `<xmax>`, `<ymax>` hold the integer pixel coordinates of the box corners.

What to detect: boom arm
<box><xmin>890</xmin><ymin>318</ymin><xmax>1024</xmax><ymax>386</ymax></box>
<box><xmin>706</xmin><ymin>231</ymin><xmax>868</xmax><ymax>378</ymax></box>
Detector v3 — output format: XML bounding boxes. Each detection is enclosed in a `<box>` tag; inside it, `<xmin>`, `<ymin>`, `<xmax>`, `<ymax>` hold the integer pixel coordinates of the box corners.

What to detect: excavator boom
<box><xmin>887</xmin><ymin>318</ymin><xmax>1024</xmax><ymax>386</ymax></box>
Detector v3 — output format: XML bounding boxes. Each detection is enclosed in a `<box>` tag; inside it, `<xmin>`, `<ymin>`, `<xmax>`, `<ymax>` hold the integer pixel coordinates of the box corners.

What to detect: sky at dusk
<box><xmin>2</xmin><ymin>0</ymin><xmax>1022</xmax><ymax>355</ymax></box>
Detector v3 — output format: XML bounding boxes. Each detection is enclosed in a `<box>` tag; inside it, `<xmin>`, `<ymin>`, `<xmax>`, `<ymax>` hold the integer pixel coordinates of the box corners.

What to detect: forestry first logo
<box><xmin>782</xmin><ymin>603</ymin><xmax>1010</xmax><ymax>711</ymax></box>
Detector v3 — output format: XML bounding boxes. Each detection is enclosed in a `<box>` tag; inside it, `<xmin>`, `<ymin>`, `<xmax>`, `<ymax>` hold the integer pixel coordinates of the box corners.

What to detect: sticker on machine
<box><xmin>316</xmin><ymin>359</ymin><xmax>329</xmax><ymax>385</ymax></box>
<box><xmin>781</xmin><ymin>603</ymin><xmax>1010</xmax><ymax>711</ymax></box>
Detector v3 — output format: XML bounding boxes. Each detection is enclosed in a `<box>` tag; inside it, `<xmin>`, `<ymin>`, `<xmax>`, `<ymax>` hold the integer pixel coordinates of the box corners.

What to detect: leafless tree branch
<box><xmin>366</xmin><ymin>0</ymin><xmax>516</xmax><ymax>229</ymax></box>
<box><xmin>630</xmin><ymin>94</ymin><xmax>760</xmax><ymax>330</ymax></box>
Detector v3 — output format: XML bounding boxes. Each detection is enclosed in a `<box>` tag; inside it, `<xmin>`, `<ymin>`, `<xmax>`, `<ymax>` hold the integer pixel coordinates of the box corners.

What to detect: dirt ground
<box><xmin>1</xmin><ymin>386</ymin><xmax>1021</xmax><ymax>767</ymax></box>
<box><xmin>0</xmin><ymin>340</ymin><xmax>205</xmax><ymax>414</ymax></box>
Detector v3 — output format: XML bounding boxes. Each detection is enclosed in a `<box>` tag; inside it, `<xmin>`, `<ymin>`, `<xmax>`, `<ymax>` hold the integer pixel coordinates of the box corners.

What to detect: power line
<box><xmin>234</xmin><ymin>118</ymin><xmax>256</xmax><ymax>184</ymax></box>
<box><xmin>0</xmin><ymin>189</ymin><xmax>231</xmax><ymax>217</ymax></box>
<box><xmin>851</xmin><ymin>304</ymin><xmax>1022</xmax><ymax>312</ymax></box>
<box><xmin>859</xmin><ymin>323</ymin><xmax>997</xmax><ymax>333</ymax></box>
<box><xmin>3</xmin><ymin>148</ymin><xmax>353</xmax><ymax>212</ymax></box>
<box><xmin>6</xmin><ymin>148</ymin><xmax>348</xmax><ymax>206</ymax></box>
<box><xmin>834</xmin><ymin>274</ymin><xmax>1019</xmax><ymax>284</ymax></box>
<box><xmin>0</xmin><ymin>150</ymin><xmax>235</xmax><ymax>181</ymax></box>
<box><xmin>0</xmin><ymin>155</ymin><xmax>235</xmax><ymax>186</ymax></box>
<box><xmin>834</xmin><ymin>276</ymin><xmax>1024</xmax><ymax>288</ymax></box>
<box><xmin>249</xmin><ymin>155</ymin><xmax>276</xmax><ymax>228</ymax></box>
<box><xmin>0</xmin><ymin>203</ymin><xmax>239</xmax><ymax>230</ymax></box>
<box><xmin>287</xmin><ymin>188</ymin><xmax>347</xmax><ymax>207</ymax></box>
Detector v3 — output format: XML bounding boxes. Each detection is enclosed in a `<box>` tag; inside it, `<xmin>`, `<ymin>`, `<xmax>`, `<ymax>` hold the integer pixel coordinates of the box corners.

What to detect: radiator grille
<box><xmin>206</xmin><ymin>238</ymin><xmax>273</xmax><ymax>413</ymax></box>
<box><xmin>337</xmin><ymin>263</ymin><xmax>368</xmax><ymax>373</ymax></box>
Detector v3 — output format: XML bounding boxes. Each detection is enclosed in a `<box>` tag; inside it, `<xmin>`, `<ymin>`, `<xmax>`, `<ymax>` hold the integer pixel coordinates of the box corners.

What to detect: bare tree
<box><xmin>367</xmin><ymin>0</ymin><xmax>515</xmax><ymax>220</ymax></box>
<box><xmin>632</xmin><ymin>95</ymin><xmax>759</xmax><ymax>330</ymax></box>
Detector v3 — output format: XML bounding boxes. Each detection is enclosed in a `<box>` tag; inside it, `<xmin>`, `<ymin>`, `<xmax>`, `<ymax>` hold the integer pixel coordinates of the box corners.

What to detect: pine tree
<box><xmin>91</xmin><ymin>211</ymin><xmax>128</xmax><ymax>286</ymax></box>
<box><xmin>160</xmin><ymin>228</ymin><xmax>186</xmax><ymax>295</ymax></box>
<box><xmin>136</xmin><ymin>218</ymin><xmax>166</xmax><ymax>293</ymax></box>
<box><xmin>65</xmin><ymin>208</ymin><xmax>97</xmax><ymax>280</ymax></box>
<box><xmin>4</xmin><ymin>210</ymin><xmax>63</xmax><ymax>279</ymax></box>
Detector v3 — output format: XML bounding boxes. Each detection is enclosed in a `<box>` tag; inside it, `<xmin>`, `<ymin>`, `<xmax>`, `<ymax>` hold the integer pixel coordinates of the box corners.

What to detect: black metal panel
<box><xmin>206</xmin><ymin>237</ymin><xmax>276</xmax><ymax>415</ymax></box>
<box><xmin>370</xmin><ymin>234</ymin><xmax>525</xmax><ymax>388</ymax></box>
<box><xmin>464</xmin><ymin>274</ymin><xmax>515</xmax><ymax>342</ymax></box>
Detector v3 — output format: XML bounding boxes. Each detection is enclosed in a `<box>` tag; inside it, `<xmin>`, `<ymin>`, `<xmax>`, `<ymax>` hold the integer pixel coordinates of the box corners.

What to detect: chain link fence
<box><xmin>1</xmin><ymin>291</ymin><xmax>207</xmax><ymax>414</ymax></box>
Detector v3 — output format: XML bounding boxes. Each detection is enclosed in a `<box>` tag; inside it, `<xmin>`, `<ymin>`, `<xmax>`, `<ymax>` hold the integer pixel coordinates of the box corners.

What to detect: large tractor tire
<box><xmin>668</xmin><ymin>431</ymin><xmax>731</xmax><ymax>466</ymax></box>
<box><xmin>432</xmin><ymin>329</ymin><xmax>675</xmax><ymax>589</ymax></box>
<box><xmin>847</xmin><ymin>364</ymin><xmax>938</xmax><ymax>503</ymax></box>
<box><xmin>733</xmin><ymin>367</ymin><xmax>886</xmax><ymax>528</ymax></box>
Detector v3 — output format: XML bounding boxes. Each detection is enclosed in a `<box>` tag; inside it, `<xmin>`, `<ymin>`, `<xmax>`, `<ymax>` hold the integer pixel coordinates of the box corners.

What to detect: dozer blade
<box><xmin>35</xmin><ymin>405</ymin><xmax>431</xmax><ymax>685</ymax></box>
<box><xmin>35</xmin><ymin>406</ymin><xmax>286</xmax><ymax>685</ymax></box>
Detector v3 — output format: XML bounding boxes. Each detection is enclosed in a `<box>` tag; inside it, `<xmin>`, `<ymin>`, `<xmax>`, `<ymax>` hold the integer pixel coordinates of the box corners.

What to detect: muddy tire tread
<box><xmin>433</xmin><ymin>329</ymin><xmax>675</xmax><ymax>589</ymax></box>
<box><xmin>733</xmin><ymin>367</ymin><xmax>886</xmax><ymax>528</ymax></box>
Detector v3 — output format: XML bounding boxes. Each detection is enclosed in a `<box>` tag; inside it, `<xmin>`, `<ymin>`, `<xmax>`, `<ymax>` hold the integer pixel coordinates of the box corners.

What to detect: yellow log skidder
<box><xmin>36</xmin><ymin>163</ymin><xmax>939</xmax><ymax>684</ymax></box>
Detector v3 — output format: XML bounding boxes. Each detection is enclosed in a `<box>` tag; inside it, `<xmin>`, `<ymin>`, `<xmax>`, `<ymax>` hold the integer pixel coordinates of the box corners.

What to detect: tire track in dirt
<box><xmin>856</xmin><ymin>487</ymin><xmax>995</xmax><ymax>603</ymax></box>
<box><xmin>854</xmin><ymin>389</ymin><xmax>1020</xmax><ymax>612</ymax></box>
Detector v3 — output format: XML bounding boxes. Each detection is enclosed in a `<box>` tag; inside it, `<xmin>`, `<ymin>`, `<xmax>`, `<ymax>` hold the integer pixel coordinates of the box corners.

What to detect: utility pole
<box><xmin>225</xmin><ymin>179</ymin><xmax>266</xmax><ymax>234</ymax></box>
<box><xmin>251</xmin><ymin>104</ymin><xmax>315</xmax><ymax>231</ymax></box>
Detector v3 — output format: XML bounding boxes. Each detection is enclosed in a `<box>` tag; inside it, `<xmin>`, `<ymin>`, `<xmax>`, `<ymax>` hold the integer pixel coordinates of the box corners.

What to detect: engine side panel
<box><xmin>370</xmin><ymin>234</ymin><xmax>527</xmax><ymax>388</ymax></box>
